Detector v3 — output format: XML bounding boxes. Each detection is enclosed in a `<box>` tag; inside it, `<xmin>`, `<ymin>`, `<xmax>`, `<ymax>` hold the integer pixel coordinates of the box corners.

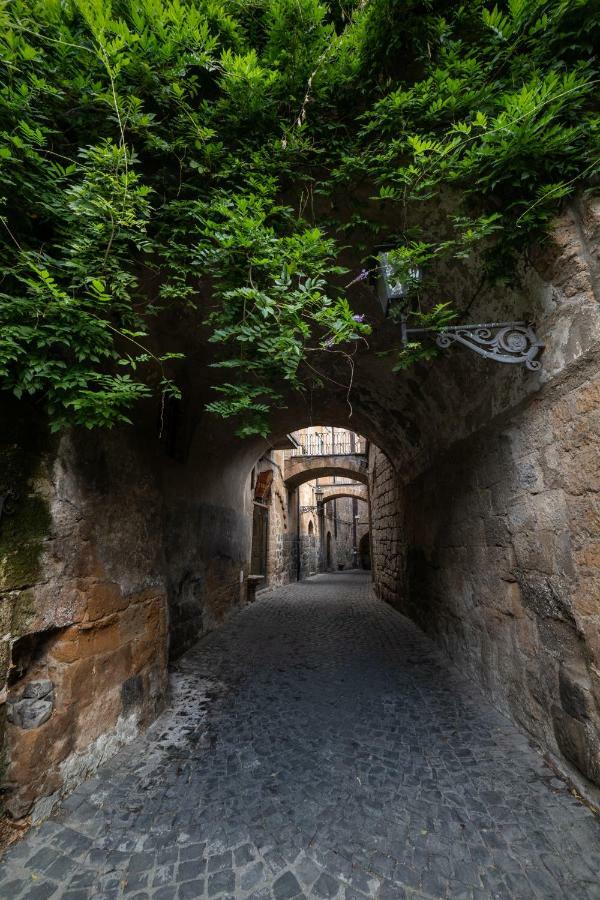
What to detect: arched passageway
<box><xmin>1</xmin><ymin>199</ymin><xmax>600</xmax><ymax>838</ymax></box>
<box><xmin>319</xmin><ymin>484</ymin><xmax>368</xmax><ymax>505</ymax></box>
<box><xmin>284</xmin><ymin>454</ymin><xmax>368</xmax><ymax>490</ymax></box>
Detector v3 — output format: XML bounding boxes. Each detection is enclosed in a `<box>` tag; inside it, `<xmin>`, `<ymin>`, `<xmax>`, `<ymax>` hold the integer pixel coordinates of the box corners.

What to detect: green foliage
<box><xmin>0</xmin><ymin>0</ymin><xmax>597</xmax><ymax>435</ymax></box>
<box><xmin>389</xmin><ymin>303</ymin><xmax>457</xmax><ymax>371</ymax></box>
<box><xmin>345</xmin><ymin>0</ymin><xmax>599</xmax><ymax>286</ymax></box>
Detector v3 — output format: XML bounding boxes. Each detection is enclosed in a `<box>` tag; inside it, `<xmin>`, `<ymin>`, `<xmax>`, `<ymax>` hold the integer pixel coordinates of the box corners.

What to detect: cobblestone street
<box><xmin>1</xmin><ymin>572</ymin><xmax>599</xmax><ymax>899</ymax></box>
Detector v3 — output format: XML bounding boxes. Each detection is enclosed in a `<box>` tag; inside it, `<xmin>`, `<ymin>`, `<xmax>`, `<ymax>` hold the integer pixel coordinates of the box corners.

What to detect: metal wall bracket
<box><xmin>401</xmin><ymin>319</ymin><xmax>544</xmax><ymax>370</ymax></box>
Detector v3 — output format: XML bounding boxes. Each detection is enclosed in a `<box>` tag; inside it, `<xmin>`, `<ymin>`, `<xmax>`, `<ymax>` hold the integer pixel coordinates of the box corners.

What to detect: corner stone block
<box><xmin>6</xmin><ymin>678</ymin><xmax>55</xmax><ymax>729</ymax></box>
<box><xmin>7</xmin><ymin>697</ymin><xmax>53</xmax><ymax>730</ymax></box>
<box><xmin>22</xmin><ymin>679</ymin><xmax>53</xmax><ymax>700</ymax></box>
<box><xmin>559</xmin><ymin>663</ymin><xmax>595</xmax><ymax>721</ymax></box>
<box><xmin>552</xmin><ymin>704</ymin><xmax>600</xmax><ymax>785</ymax></box>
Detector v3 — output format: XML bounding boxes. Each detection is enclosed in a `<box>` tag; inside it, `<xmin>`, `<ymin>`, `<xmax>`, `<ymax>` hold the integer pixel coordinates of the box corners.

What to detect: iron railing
<box><xmin>290</xmin><ymin>432</ymin><xmax>366</xmax><ymax>457</ymax></box>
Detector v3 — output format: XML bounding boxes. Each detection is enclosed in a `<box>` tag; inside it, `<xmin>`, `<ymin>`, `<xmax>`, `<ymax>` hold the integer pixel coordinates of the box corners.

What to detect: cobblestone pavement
<box><xmin>1</xmin><ymin>572</ymin><xmax>599</xmax><ymax>899</ymax></box>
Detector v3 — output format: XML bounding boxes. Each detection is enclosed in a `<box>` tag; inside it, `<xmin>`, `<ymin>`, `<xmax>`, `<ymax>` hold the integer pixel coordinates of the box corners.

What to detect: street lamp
<box><xmin>374</xmin><ymin>244</ymin><xmax>544</xmax><ymax>371</ymax></box>
<box><xmin>375</xmin><ymin>248</ymin><xmax>421</xmax><ymax>317</ymax></box>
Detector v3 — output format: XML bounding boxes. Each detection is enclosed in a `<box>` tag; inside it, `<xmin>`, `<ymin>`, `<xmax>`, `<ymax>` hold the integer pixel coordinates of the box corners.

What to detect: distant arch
<box><xmin>320</xmin><ymin>486</ymin><xmax>368</xmax><ymax>505</ymax></box>
<box><xmin>284</xmin><ymin>455</ymin><xmax>368</xmax><ymax>489</ymax></box>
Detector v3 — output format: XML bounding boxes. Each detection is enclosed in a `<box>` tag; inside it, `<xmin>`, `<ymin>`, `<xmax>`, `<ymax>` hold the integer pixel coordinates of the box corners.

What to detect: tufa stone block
<box><xmin>22</xmin><ymin>679</ymin><xmax>53</xmax><ymax>700</ymax></box>
<box><xmin>7</xmin><ymin>697</ymin><xmax>53</xmax><ymax>729</ymax></box>
<box><xmin>559</xmin><ymin>664</ymin><xmax>594</xmax><ymax>721</ymax></box>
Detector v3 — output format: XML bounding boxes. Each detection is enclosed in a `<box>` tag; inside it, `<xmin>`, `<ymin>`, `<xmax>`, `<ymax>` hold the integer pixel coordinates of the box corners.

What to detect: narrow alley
<box><xmin>1</xmin><ymin>573</ymin><xmax>598</xmax><ymax>900</ymax></box>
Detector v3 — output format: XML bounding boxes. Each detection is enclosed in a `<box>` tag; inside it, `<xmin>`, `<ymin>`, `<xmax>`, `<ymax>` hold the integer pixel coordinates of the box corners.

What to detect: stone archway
<box><xmin>2</xmin><ymin>199</ymin><xmax>600</xmax><ymax>818</ymax></box>
<box><xmin>284</xmin><ymin>455</ymin><xmax>369</xmax><ymax>490</ymax></box>
<box><xmin>319</xmin><ymin>484</ymin><xmax>368</xmax><ymax>505</ymax></box>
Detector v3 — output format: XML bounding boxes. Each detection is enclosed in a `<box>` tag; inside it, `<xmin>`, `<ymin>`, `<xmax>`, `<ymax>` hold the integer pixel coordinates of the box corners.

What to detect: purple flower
<box><xmin>352</xmin><ymin>314</ymin><xmax>366</xmax><ymax>323</ymax></box>
<box><xmin>324</xmin><ymin>338</ymin><xmax>334</xmax><ymax>348</ymax></box>
<box><xmin>346</xmin><ymin>269</ymin><xmax>370</xmax><ymax>288</ymax></box>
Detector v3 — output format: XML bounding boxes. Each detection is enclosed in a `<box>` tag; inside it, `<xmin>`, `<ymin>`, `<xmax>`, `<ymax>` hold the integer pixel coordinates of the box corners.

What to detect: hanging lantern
<box><xmin>375</xmin><ymin>248</ymin><xmax>421</xmax><ymax>316</ymax></box>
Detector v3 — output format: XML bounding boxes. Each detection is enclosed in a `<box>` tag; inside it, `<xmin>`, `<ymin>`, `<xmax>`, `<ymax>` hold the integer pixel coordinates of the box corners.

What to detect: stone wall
<box><xmin>0</xmin><ymin>419</ymin><xmax>168</xmax><ymax>820</ymax></box>
<box><xmin>369</xmin><ymin>446</ymin><xmax>405</xmax><ymax>605</ymax></box>
<box><xmin>400</xmin><ymin>357</ymin><xmax>600</xmax><ymax>795</ymax></box>
<box><xmin>265</xmin><ymin>455</ymin><xmax>296</xmax><ymax>588</ymax></box>
<box><xmin>323</xmin><ymin>496</ymin><xmax>368</xmax><ymax>570</ymax></box>
<box><xmin>299</xmin><ymin>534</ymin><xmax>321</xmax><ymax>579</ymax></box>
<box><xmin>366</xmin><ymin>197</ymin><xmax>600</xmax><ymax>798</ymax></box>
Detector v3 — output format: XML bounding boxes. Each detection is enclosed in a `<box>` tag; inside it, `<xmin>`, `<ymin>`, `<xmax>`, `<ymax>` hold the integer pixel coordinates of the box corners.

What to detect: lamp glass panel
<box><xmin>379</xmin><ymin>251</ymin><xmax>406</xmax><ymax>299</ymax></box>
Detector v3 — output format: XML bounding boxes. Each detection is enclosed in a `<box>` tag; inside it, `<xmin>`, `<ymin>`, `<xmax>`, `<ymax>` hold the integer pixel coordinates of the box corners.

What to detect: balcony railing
<box><xmin>290</xmin><ymin>432</ymin><xmax>366</xmax><ymax>457</ymax></box>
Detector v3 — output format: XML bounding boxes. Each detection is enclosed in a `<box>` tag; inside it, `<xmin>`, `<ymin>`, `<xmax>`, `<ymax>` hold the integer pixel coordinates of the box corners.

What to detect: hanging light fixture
<box><xmin>375</xmin><ymin>247</ymin><xmax>421</xmax><ymax>316</ymax></box>
<box><xmin>373</xmin><ymin>244</ymin><xmax>544</xmax><ymax>370</ymax></box>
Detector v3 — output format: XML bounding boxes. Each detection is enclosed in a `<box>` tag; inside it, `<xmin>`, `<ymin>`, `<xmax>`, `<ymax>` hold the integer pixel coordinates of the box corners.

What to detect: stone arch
<box><xmin>284</xmin><ymin>456</ymin><xmax>368</xmax><ymax>489</ymax></box>
<box><xmin>320</xmin><ymin>486</ymin><xmax>368</xmax><ymax>505</ymax></box>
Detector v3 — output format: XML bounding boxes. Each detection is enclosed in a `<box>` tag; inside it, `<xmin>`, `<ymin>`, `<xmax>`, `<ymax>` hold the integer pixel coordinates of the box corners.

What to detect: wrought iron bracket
<box><xmin>401</xmin><ymin>319</ymin><xmax>544</xmax><ymax>370</ymax></box>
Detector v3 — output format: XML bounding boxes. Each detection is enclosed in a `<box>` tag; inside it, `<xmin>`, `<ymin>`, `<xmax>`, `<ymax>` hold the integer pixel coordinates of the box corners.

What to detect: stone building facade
<box><xmin>246</xmin><ymin>427</ymin><xmax>370</xmax><ymax>591</ymax></box>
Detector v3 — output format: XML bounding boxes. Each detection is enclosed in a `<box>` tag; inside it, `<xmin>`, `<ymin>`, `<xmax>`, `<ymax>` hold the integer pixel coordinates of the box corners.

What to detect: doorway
<box><xmin>251</xmin><ymin>504</ymin><xmax>269</xmax><ymax>575</ymax></box>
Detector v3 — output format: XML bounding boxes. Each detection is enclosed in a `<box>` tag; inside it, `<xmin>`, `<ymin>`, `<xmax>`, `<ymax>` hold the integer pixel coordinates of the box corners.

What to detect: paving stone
<box><xmin>1</xmin><ymin>574</ymin><xmax>599</xmax><ymax>899</ymax></box>
<box><xmin>179</xmin><ymin>880</ymin><xmax>205</xmax><ymax>899</ymax></box>
<box><xmin>45</xmin><ymin>854</ymin><xmax>78</xmax><ymax>881</ymax></box>
<box><xmin>234</xmin><ymin>844</ymin><xmax>256</xmax><ymax>866</ymax></box>
<box><xmin>0</xmin><ymin>879</ymin><xmax>26</xmax><ymax>898</ymax></box>
<box><xmin>152</xmin><ymin>888</ymin><xmax>177</xmax><ymax>900</ymax></box>
<box><xmin>178</xmin><ymin>859</ymin><xmax>206</xmax><ymax>882</ymax></box>
<box><xmin>25</xmin><ymin>882</ymin><xmax>59</xmax><ymax>899</ymax></box>
<box><xmin>180</xmin><ymin>844</ymin><xmax>206</xmax><ymax>862</ymax></box>
<box><xmin>241</xmin><ymin>861</ymin><xmax>266</xmax><ymax>891</ymax></box>
<box><xmin>378</xmin><ymin>881</ymin><xmax>407</xmax><ymax>899</ymax></box>
<box><xmin>293</xmin><ymin>853</ymin><xmax>322</xmax><ymax>887</ymax></box>
<box><xmin>312</xmin><ymin>871</ymin><xmax>342</xmax><ymax>898</ymax></box>
<box><xmin>26</xmin><ymin>846</ymin><xmax>57</xmax><ymax>872</ymax></box>
<box><xmin>273</xmin><ymin>870</ymin><xmax>303</xmax><ymax>898</ymax></box>
<box><xmin>125</xmin><ymin>870</ymin><xmax>151</xmax><ymax>892</ymax></box>
<box><xmin>207</xmin><ymin>851</ymin><xmax>232</xmax><ymax>873</ymax></box>
<box><xmin>207</xmin><ymin>869</ymin><xmax>234</xmax><ymax>896</ymax></box>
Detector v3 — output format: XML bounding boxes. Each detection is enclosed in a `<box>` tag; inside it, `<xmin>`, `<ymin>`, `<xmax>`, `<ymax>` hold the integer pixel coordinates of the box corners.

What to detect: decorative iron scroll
<box><xmin>402</xmin><ymin>320</ymin><xmax>544</xmax><ymax>370</ymax></box>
